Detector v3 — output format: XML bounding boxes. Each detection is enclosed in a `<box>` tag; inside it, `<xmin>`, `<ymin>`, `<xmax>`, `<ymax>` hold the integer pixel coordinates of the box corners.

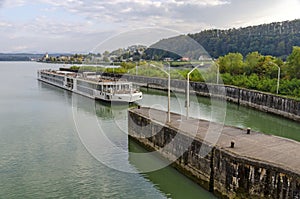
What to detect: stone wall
<box><xmin>128</xmin><ymin>109</ymin><xmax>300</xmax><ymax>199</ymax></box>
<box><xmin>213</xmin><ymin>148</ymin><xmax>300</xmax><ymax>199</ymax></box>
<box><xmin>103</xmin><ymin>73</ymin><xmax>300</xmax><ymax>121</ymax></box>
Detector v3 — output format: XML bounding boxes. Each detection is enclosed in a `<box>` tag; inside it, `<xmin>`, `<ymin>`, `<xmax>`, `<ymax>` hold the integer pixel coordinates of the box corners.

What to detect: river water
<box><xmin>0</xmin><ymin>62</ymin><xmax>299</xmax><ymax>198</ymax></box>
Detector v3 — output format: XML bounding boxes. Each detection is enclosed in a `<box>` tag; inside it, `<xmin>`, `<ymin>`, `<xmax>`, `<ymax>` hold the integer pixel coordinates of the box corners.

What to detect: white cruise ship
<box><xmin>37</xmin><ymin>70</ymin><xmax>142</xmax><ymax>103</ymax></box>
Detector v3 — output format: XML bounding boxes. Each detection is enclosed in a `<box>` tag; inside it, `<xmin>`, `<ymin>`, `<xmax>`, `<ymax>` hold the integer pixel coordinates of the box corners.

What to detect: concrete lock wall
<box><xmin>213</xmin><ymin>148</ymin><xmax>300</xmax><ymax>199</ymax></box>
<box><xmin>128</xmin><ymin>110</ymin><xmax>300</xmax><ymax>199</ymax></box>
<box><xmin>103</xmin><ymin>73</ymin><xmax>300</xmax><ymax>121</ymax></box>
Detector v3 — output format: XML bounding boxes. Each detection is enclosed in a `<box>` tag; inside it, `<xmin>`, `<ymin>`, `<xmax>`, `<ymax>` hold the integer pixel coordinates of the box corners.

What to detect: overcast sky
<box><xmin>0</xmin><ymin>0</ymin><xmax>299</xmax><ymax>53</ymax></box>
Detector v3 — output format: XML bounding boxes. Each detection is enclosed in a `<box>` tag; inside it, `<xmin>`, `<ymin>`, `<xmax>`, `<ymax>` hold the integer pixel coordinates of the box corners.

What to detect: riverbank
<box><xmin>100</xmin><ymin>73</ymin><xmax>300</xmax><ymax>122</ymax></box>
<box><xmin>128</xmin><ymin>107</ymin><xmax>300</xmax><ymax>198</ymax></box>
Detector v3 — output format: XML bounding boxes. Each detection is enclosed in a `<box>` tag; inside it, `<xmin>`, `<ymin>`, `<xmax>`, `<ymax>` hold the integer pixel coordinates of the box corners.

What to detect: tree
<box><xmin>218</xmin><ymin>53</ymin><xmax>244</xmax><ymax>75</ymax></box>
<box><xmin>103</xmin><ymin>51</ymin><xmax>110</xmax><ymax>57</ymax></box>
<box><xmin>245</xmin><ymin>52</ymin><xmax>262</xmax><ymax>75</ymax></box>
<box><xmin>286</xmin><ymin>46</ymin><xmax>300</xmax><ymax>79</ymax></box>
<box><xmin>103</xmin><ymin>57</ymin><xmax>109</xmax><ymax>62</ymax></box>
<box><xmin>148</xmin><ymin>19</ymin><xmax>300</xmax><ymax>59</ymax></box>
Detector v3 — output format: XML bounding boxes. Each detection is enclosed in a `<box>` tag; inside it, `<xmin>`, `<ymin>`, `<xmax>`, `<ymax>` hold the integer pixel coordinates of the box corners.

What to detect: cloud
<box><xmin>4</xmin><ymin>0</ymin><xmax>298</xmax><ymax>31</ymax></box>
<box><xmin>0</xmin><ymin>0</ymin><xmax>299</xmax><ymax>52</ymax></box>
<box><xmin>0</xmin><ymin>21</ymin><xmax>12</xmax><ymax>28</ymax></box>
<box><xmin>35</xmin><ymin>0</ymin><xmax>299</xmax><ymax>32</ymax></box>
<box><xmin>11</xmin><ymin>45</ymin><xmax>28</xmax><ymax>51</ymax></box>
<box><xmin>36</xmin><ymin>0</ymin><xmax>231</xmax><ymax>26</ymax></box>
<box><xmin>2</xmin><ymin>0</ymin><xmax>26</xmax><ymax>7</ymax></box>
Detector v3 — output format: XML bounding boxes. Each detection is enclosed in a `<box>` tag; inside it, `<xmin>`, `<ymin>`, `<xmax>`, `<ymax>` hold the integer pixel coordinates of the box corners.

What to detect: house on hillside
<box><xmin>180</xmin><ymin>57</ymin><xmax>190</xmax><ymax>62</ymax></box>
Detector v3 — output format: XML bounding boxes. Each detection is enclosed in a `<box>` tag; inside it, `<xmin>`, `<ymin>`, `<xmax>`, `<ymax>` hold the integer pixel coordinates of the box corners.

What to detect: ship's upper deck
<box><xmin>40</xmin><ymin>69</ymin><xmax>131</xmax><ymax>85</ymax></box>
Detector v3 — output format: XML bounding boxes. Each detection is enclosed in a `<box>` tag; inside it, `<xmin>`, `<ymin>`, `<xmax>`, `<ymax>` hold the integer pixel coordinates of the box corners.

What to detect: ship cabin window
<box><xmin>121</xmin><ymin>84</ymin><xmax>130</xmax><ymax>90</ymax></box>
<box><xmin>97</xmin><ymin>85</ymin><xmax>103</xmax><ymax>91</ymax></box>
<box><xmin>108</xmin><ymin>85</ymin><xmax>116</xmax><ymax>90</ymax></box>
<box><xmin>103</xmin><ymin>85</ymin><xmax>112</xmax><ymax>91</ymax></box>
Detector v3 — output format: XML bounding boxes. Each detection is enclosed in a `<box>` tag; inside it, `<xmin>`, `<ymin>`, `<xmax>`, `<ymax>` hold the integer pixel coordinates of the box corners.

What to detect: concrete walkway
<box><xmin>131</xmin><ymin>107</ymin><xmax>300</xmax><ymax>174</ymax></box>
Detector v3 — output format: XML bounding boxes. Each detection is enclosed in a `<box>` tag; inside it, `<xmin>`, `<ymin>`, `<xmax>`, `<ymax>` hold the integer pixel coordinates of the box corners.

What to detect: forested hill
<box><xmin>191</xmin><ymin>19</ymin><xmax>300</xmax><ymax>59</ymax></box>
<box><xmin>148</xmin><ymin>19</ymin><xmax>300</xmax><ymax>60</ymax></box>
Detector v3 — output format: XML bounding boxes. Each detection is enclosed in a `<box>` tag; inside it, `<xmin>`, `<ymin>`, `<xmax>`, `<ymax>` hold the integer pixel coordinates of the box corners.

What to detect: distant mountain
<box><xmin>0</xmin><ymin>53</ymin><xmax>40</xmax><ymax>61</ymax></box>
<box><xmin>0</xmin><ymin>53</ymin><xmax>73</xmax><ymax>61</ymax></box>
<box><xmin>146</xmin><ymin>19</ymin><xmax>300</xmax><ymax>60</ymax></box>
<box><xmin>144</xmin><ymin>35</ymin><xmax>210</xmax><ymax>61</ymax></box>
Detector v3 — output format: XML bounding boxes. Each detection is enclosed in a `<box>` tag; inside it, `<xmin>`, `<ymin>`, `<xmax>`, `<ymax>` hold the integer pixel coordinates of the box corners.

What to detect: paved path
<box><xmin>131</xmin><ymin>107</ymin><xmax>300</xmax><ymax>174</ymax></box>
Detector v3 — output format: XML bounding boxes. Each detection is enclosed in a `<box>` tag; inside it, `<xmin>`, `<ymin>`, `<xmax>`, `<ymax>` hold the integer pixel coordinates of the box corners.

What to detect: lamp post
<box><xmin>150</xmin><ymin>64</ymin><xmax>171</xmax><ymax>123</ymax></box>
<box><xmin>270</xmin><ymin>62</ymin><xmax>281</xmax><ymax>94</ymax></box>
<box><xmin>136</xmin><ymin>62</ymin><xmax>138</xmax><ymax>75</ymax></box>
<box><xmin>276</xmin><ymin>65</ymin><xmax>280</xmax><ymax>95</ymax></box>
<box><xmin>186</xmin><ymin>63</ymin><xmax>203</xmax><ymax>119</ymax></box>
<box><xmin>166</xmin><ymin>62</ymin><xmax>171</xmax><ymax>123</ymax></box>
<box><xmin>216</xmin><ymin>62</ymin><xmax>220</xmax><ymax>84</ymax></box>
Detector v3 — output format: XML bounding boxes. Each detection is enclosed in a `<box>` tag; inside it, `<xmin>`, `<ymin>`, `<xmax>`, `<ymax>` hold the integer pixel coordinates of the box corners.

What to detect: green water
<box><xmin>0</xmin><ymin>62</ymin><xmax>215</xmax><ymax>198</ymax></box>
<box><xmin>0</xmin><ymin>62</ymin><xmax>299</xmax><ymax>199</ymax></box>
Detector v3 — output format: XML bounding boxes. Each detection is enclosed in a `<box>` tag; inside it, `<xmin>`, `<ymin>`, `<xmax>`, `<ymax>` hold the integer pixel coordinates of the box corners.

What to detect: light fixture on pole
<box><xmin>216</xmin><ymin>62</ymin><xmax>220</xmax><ymax>85</ymax></box>
<box><xmin>276</xmin><ymin>65</ymin><xmax>281</xmax><ymax>95</ymax></box>
<box><xmin>150</xmin><ymin>64</ymin><xmax>171</xmax><ymax>123</ymax></box>
<box><xmin>186</xmin><ymin>63</ymin><xmax>203</xmax><ymax>119</ymax></box>
<box><xmin>269</xmin><ymin>62</ymin><xmax>281</xmax><ymax>94</ymax></box>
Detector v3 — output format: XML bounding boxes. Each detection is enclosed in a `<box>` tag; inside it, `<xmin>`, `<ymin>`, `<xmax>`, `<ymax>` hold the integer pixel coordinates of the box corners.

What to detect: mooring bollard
<box><xmin>137</xmin><ymin>105</ymin><xmax>141</xmax><ymax>109</ymax></box>
<box><xmin>231</xmin><ymin>140</ymin><xmax>235</xmax><ymax>148</ymax></box>
<box><xmin>247</xmin><ymin>128</ymin><xmax>251</xmax><ymax>134</ymax></box>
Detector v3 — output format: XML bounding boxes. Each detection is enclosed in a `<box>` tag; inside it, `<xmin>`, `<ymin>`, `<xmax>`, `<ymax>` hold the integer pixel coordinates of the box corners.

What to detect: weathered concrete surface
<box><xmin>128</xmin><ymin>107</ymin><xmax>300</xmax><ymax>198</ymax></box>
<box><xmin>102</xmin><ymin>73</ymin><xmax>300</xmax><ymax>122</ymax></box>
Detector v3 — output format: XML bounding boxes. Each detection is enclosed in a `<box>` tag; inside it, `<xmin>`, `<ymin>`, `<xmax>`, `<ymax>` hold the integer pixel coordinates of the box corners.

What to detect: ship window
<box><xmin>123</xmin><ymin>84</ymin><xmax>129</xmax><ymax>90</ymax></box>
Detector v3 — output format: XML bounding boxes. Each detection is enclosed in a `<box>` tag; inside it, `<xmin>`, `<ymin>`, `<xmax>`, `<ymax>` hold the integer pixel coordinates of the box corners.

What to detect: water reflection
<box><xmin>128</xmin><ymin>138</ymin><xmax>216</xmax><ymax>199</ymax></box>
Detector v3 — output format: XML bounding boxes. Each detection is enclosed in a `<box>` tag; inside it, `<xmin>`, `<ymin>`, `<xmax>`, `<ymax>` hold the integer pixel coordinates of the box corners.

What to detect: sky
<box><xmin>0</xmin><ymin>0</ymin><xmax>300</xmax><ymax>53</ymax></box>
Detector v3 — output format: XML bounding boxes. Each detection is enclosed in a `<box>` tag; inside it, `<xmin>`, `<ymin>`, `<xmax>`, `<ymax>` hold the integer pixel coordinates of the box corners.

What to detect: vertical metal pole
<box><xmin>136</xmin><ymin>62</ymin><xmax>138</xmax><ymax>75</ymax></box>
<box><xmin>168</xmin><ymin>74</ymin><xmax>171</xmax><ymax>123</ymax></box>
<box><xmin>150</xmin><ymin>63</ymin><xmax>171</xmax><ymax>123</ymax></box>
<box><xmin>186</xmin><ymin>64</ymin><xmax>202</xmax><ymax>119</ymax></box>
<box><xmin>186</xmin><ymin>75</ymin><xmax>190</xmax><ymax>119</ymax></box>
<box><xmin>216</xmin><ymin>63</ymin><xmax>220</xmax><ymax>84</ymax></box>
<box><xmin>167</xmin><ymin>62</ymin><xmax>171</xmax><ymax>123</ymax></box>
<box><xmin>186</xmin><ymin>67</ymin><xmax>196</xmax><ymax>119</ymax></box>
<box><xmin>277</xmin><ymin>67</ymin><xmax>280</xmax><ymax>94</ymax></box>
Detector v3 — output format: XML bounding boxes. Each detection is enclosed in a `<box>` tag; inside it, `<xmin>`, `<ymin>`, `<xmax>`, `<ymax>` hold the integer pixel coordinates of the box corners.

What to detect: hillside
<box><xmin>0</xmin><ymin>53</ymin><xmax>39</xmax><ymax>61</ymax></box>
<box><xmin>0</xmin><ymin>53</ymin><xmax>72</xmax><ymax>61</ymax></box>
<box><xmin>146</xmin><ymin>19</ymin><xmax>300</xmax><ymax>60</ymax></box>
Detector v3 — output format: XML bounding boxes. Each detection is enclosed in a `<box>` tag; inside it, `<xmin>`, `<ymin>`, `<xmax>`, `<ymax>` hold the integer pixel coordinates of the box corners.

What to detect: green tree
<box><xmin>120</xmin><ymin>62</ymin><xmax>136</xmax><ymax>70</ymax></box>
<box><xmin>103</xmin><ymin>51</ymin><xmax>110</xmax><ymax>57</ymax></box>
<box><xmin>218</xmin><ymin>53</ymin><xmax>244</xmax><ymax>75</ymax></box>
<box><xmin>245</xmin><ymin>52</ymin><xmax>262</xmax><ymax>75</ymax></box>
<box><xmin>103</xmin><ymin>57</ymin><xmax>110</xmax><ymax>62</ymax></box>
<box><xmin>286</xmin><ymin>46</ymin><xmax>300</xmax><ymax>79</ymax></box>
